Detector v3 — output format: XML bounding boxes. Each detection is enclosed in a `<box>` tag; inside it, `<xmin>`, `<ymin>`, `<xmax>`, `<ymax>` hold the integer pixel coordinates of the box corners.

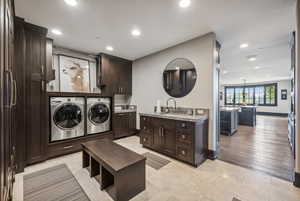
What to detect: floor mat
<box><xmin>142</xmin><ymin>152</ymin><xmax>171</xmax><ymax>170</ymax></box>
<box><xmin>23</xmin><ymin>164</ymin><xmax>90</xmax><ymax>201</ymax></box>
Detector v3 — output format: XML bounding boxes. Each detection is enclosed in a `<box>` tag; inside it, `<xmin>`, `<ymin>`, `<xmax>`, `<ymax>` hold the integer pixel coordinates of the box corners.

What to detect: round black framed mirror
<box><xmin>163</xmin><ymin>58</ymin><xmax>197</xmax><ymax>98</ymax></box>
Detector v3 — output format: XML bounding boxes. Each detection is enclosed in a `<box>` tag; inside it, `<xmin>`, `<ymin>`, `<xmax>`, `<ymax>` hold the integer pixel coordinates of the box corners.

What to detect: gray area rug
<box><xmin>24</xmin><ymin>164</ymin><xmax>90</xmax><ymax>201</ymax></box>
<box><xmin>142</xmin><ymin>152</ymin><xmax>170</xmax><ymax>170</ymax></box>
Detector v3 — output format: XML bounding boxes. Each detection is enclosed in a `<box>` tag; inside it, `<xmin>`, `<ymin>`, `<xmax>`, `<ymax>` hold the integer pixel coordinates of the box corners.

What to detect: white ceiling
<box><xmin>15</xmin><ymin>0</ymin><xmax>296</xmax><ymax>84</ymax></box>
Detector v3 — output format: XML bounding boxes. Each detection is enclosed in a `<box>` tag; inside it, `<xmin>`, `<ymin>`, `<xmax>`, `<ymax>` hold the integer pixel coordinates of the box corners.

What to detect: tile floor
<box><xmin>13</xmin><ymin>136</ymin><xmax>300</xmax><ymax>201</ymax></box>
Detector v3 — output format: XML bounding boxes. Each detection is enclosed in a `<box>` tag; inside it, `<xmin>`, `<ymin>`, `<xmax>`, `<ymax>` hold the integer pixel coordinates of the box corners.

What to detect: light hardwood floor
<box><xmin>219</xmin><ymin>115</ymin><xmax>294</xmax><ymax>181</ymax></box>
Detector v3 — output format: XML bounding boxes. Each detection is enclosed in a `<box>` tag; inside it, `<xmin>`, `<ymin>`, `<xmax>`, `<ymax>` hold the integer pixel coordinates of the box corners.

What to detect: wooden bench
<box><xmin>82</xmin><ymin>139</ymin><xmax>146</xmax><ymax>201</ymax></box>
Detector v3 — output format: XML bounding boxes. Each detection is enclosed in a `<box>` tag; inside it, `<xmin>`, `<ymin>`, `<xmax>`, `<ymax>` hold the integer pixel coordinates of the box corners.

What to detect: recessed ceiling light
<box><xmin>179</xmin><ymin>0</ymin><xmax>191</xmax><ymax>8</ymax></box>
<box><xmin>240</xmin><ymin>43</ymin><xmax>249</xmax><ymax>48</ymax></box>
<box><xmin>254</xmin><ymin>66</ymin><xmax>261</xmax><ymax>69</ymax></box>
<box><xmin>248</xmin><ymin>56</ymin><xmax>257</xmax><ymax>61</ymax></box>
<box><xmin>106</xmin><ymin>46</ymin><xmax>114</xmax><ymax>51</ymax></box>
<box><xmin>64</xmin><ymin>0</ymin><xmax>78</xmax><ymax>7</ymax></box>
<box><xmin>51</xmin><ymin>29</ymin><xmax>62</xmax><ymax>35</ymax></box>
<box><xmin>223</xmin><ymin>70</ymin><xmax>228</xmax><ymax>74</ymax></box>
<box><xmin>175</xmin><ymin>66</ymin><xmax>180</xmax><ymax>70</ymax></box>
<box><xmin>131</xmin><ymin>29</ymin><xmax>141</xmax><ymax>37</ymax></box>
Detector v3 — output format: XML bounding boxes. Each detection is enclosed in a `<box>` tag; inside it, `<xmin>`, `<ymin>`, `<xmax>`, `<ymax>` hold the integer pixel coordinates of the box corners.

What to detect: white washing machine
<box><xmin>87</xmin><ymin>97</ymin><xmax>111</xmax><ymax>135</ymax></box>
<box><xmin>50</xmin><ymin>97</ymin><xmax>85</xmax><ymax>142</ymax></box>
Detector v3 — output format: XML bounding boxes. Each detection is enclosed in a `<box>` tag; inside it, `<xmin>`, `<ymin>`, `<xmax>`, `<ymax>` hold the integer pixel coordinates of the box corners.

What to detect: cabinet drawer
<box><xmin>140</xmin><ymin>116</ymin><xmax>153</xmax><ymax>133</ymax></box>
<box><xmin>176</xmin><ymin>121</ymin><xmax>194</xmax><ymax>132</ymax></box>
<box><xmin>140</xmin><ymin>133</ymin><xmax>153</xmax><ymax>147</ymax></box>
<box><xmin>176</xmin><ymin>131</ymin><xmax>193</xmax><ymax>145</ymax></box>
<box><xmin>47</xmin><ymin>142</ymin><xmax>82</xmax><ymax>159</ymax></box>
<box><xmin>176</xmin><ymin>145</ymin><xmax>193</xmax><ymax>163</ymax></box>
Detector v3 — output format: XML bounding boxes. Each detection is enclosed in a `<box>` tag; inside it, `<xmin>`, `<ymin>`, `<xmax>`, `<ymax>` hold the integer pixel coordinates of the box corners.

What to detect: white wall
<box><xmin>131</xmin><ymin>33</ymin><xmax>218</xmax><ymax>151</ymax></box>
<box><xmin>221</xmin><ymin>80</ymin><xmax>291</xmax><ymax>114</ymax></box>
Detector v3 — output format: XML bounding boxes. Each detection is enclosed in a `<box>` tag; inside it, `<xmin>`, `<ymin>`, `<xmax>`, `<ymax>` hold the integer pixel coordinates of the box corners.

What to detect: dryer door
<box><xmin>89</xmin><ymin>103</ymin><xmax>110</xmax><ymax>125</ymax></box>
<box><xmin>54</xmin><ymin>103</ymin><xmax>82</xmax><ymax>129</ymax></box>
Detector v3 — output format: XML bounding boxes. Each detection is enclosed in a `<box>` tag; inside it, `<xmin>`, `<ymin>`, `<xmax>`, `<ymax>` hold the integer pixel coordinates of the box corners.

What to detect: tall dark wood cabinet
<box><xmin>14</xmin><ymin>17</ymin><xmax>26</xmax><ymax>173</ymax></box>
<box><xmin>97</xmin><ymin>53</ymin><xmax>132</xmax><ymax>95</ymax></box>
<box><xmin>0</xmin><ymin>0</ymin><xmax>15</xmax><ymax>200</ymax></box>
<box><xmin>24</xmin><ymin>22</ymin><xmax>47</xmax><ymax>165</ymax></box>
<box><xmin>14</xmin><ymin>18</ymin><xmax>48</xmax><ymax>168</ymax></box>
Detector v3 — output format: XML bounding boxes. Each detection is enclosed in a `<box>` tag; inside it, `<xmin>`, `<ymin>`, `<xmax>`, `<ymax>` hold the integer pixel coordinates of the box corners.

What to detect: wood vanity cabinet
<box><xmin>140</xmin><ymin>115</ymin><xmax>208</xmax><ymax>166</ymax></box>
<box><xmin>113</xmin><ymin>112</ymin><xmax>137</xmax><ymax>139</ymax></box>
<box><xmin>97</xmin><ymin>54</ymin><xmax>132</xmax><ymax>96</ymax></box>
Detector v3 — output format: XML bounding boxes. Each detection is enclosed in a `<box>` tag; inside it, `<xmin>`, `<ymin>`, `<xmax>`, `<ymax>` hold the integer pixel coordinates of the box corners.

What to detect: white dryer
<box><xmin>87</xmin><ymin>97</ymin><xmax>111</xmax><ymax>135</ymax></box>
<box><xmin>50</xmin><ymin>97</ymin><xmax>85</xmax><ymax>142</ymax></box>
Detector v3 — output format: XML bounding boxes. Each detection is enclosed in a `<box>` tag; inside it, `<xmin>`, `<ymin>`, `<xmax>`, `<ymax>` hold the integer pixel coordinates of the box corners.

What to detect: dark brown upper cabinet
<box><xmin>97</xmin><ymin>53</ymin><xmax>132</xmax><ymax>96</ymax></box>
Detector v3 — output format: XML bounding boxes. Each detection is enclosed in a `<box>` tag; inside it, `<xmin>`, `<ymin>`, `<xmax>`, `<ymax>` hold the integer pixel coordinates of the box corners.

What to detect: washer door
<box><xmin>54</xmin><ymin>103</ymin><xmax>82</xmax><ymax>130</ymax></box>
<box><xmin>89</xmin><ymin>103</ymin><xmax>110</xmax><ymax>125</ymax></box>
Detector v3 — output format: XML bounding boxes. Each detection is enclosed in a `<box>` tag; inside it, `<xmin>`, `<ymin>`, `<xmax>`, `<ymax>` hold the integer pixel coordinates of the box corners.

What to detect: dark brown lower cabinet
<box><xmin>140</xmin><ymin>115</ymin><xmax>208</xmax><ymax>167</ymax></box>
<box><xmin>47</xmin><ymin>132</ymin><xmax>113</xmax><ymax>159</ymax></box>
<box><xmin>113</xmin><ymin>112</ymin><xmax>137</xmax><ymax>139</ymax></box>
<box><xmin>152</xmin><ymin>119</ymin><xmax>176</xmax><ymax>155</ymax></box>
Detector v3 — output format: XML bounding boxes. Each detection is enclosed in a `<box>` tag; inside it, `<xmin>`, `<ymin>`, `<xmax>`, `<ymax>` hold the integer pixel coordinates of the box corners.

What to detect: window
<box><xmin>225</xmin><ymin>83</ymin><xmax>277</xmax><ymax>106</ymax></box>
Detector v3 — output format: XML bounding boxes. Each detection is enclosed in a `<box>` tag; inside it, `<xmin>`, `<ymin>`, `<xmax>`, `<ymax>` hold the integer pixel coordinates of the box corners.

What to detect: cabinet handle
<box><xmin>181</xmin><ymin>150</ymin><xmax>186</xmax><ymax>155</ymax></box>
<box><xmin>8</xmin><ymin>71</ymin><xmax>14</xmax><ymax>107</ymax></box>
<box><xmin>143</xmin><ymin>138</ymin><xmax>147</xmax><ymax>142</ymax></box>
<box><xmin>12</xmin><ymin>80</ymin><xmax>17</xmax><ymax>106</ymax></box>
<box><xmin>181</xmin><ymin>123</ymin><xmax>186</xmax><ymax>128</ymax></box>
<box><xmin>63</xmin><ymin>146</ymin><xmax>73</xmax><ymax>149</ymax></box>
<box><xmin>181</xmin><ymin>135</ymin><xmax>186</xmax><ymax>139</ymax></box>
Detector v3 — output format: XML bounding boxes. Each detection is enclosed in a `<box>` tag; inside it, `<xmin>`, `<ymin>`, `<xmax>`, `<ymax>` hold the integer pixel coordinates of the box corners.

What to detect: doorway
<box><xmin>217</xmin><ymin>34</ymin><xmax>295</xmax><ymax>181</ymax></box>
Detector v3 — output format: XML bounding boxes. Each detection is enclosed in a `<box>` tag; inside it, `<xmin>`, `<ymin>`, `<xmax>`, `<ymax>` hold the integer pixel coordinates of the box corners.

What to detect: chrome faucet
<box><xmin>166</xmin><ymin>98</ymin><xmax>177</xmax><ymax>110</ymax></box>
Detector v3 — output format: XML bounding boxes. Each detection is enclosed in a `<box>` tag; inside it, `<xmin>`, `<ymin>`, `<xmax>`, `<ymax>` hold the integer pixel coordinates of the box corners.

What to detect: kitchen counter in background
<box><xmin>114</xmin><ymin>105</ymin><xmax>136</xmax><ymax>113</ymax></box>
<box><xmin>139</xmin><ymin>112</ymin><xmax>208</xmax><ymax>122</ymax></box>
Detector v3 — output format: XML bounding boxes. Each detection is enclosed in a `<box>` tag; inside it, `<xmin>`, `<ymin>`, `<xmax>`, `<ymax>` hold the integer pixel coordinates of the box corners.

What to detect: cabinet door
<box><xmin>25</xmin><ymin>24</ymin><xmax>47</xmax><ymax>165</ymax></box>
<box><xmin>100</xmin><ymin>55</ymin><xmax>118</xmax><ymax>96</ymax></box>
<box><xmin>100</xmin><ymin>54</ymin><xmax>132</xmax><ymax>95</ymax></box>
<box><xmin>1</xmin><ymin>0</ymin><xmax>15</xmax><ymax>199</ymax></box>
<box><xmin>162</xmin><ymin>120</ymin><xmax>176</xmax><ymax>156</ymax></box>
<box><xmin>118</xmin><ymin>60</ymin><xmax>132</xmax><ymax>95</ymax></box>
<box><xmin>113</xmin><ymin>113</ymin><xmax>129</xmax><ymax>138</ymax></box>
<box><xmin>128</xmin><ymin>112</ymin><xmax>136</xmax><ymax>135</ymax></box>
<box><xmin>152</xmin><ymin>119</ymin><xmax>164</xmax><ymax>150</ymax></box>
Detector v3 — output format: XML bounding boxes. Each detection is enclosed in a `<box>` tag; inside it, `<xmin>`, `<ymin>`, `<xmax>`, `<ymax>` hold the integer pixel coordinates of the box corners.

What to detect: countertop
<box><xmin>114</xmin><ymin>109</ymin><xmax>136</xmax><ymax>114</ymax></box>
<box><xmin>220</xmin><ymin>107</ymin><xmax>240</xmax><ymax>112</ymax></box>
<box><xmin>139</xmin><ymin>112</ymin><xmax>208</xmax><ymax>122</ymax></box>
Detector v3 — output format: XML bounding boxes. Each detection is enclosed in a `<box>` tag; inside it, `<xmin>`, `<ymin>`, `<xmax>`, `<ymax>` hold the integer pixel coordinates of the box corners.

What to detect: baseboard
<box><xmin>256</xmin><ymin>112</ymin><xmax>288</xmax><ymax>117</ymax></box>
<box><xmin>294</xmin><ymin>172</ymin><xmax>300</xmax><ymax>188</ymax></box>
